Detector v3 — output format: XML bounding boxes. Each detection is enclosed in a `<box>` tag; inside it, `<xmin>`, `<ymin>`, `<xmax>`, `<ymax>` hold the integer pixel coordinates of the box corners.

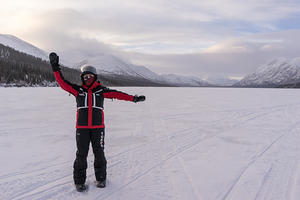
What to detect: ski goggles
<box><xmin>83</xmin><ymin>74</ymin><xmax>95</xmax><ymax>81</ymax></box>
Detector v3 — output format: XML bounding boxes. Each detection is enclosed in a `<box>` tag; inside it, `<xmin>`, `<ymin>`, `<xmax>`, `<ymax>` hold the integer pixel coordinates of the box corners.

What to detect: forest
<box><xmin>0</xmin><ymin>44</ymin><xmax>163</xmax><ymax>87</ymax></box>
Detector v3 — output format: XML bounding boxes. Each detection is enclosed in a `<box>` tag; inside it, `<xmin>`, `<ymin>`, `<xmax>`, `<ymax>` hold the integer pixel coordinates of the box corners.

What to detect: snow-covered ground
<box><xmin>1</xmin><ymin>87</ymin><xmax>300</xmax><ymax>200</ymax></box>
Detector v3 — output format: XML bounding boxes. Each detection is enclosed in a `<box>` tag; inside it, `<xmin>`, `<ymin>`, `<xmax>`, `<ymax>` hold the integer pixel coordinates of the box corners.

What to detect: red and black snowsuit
<box><xmin>54</xmin><ymin>70</ymin><xmax>135</xmax><ymax>184</ymax></box>
<box><xmin>54</xmin><ymin>71</ymin><xmax>134</xmax><ymax>129</ymax></box>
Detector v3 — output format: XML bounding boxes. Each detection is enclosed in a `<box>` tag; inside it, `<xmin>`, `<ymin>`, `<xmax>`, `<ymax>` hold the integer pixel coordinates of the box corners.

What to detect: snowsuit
<box><xmin>53</xmin><ymin>70</ymin><xmax>135</xmax><ymax>184</ymax></box>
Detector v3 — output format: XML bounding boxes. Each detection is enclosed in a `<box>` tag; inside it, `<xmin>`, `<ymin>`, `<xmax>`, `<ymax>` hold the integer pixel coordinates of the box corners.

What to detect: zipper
<box><xmin>88</xmin><ymin>89</ymin><xmax>93</xmax><ymax>127</ymax></box>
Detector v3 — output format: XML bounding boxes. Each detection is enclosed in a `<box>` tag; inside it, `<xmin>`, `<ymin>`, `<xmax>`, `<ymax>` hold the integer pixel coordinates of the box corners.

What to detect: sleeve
<box><xmin>103</xmin><ymin>87</ymin><xmax>134</xmax><ymax>101</ymax></box>
<box><xmin>54</xmin><ymin>70</ymin><xmax>79</xmax><ymax>97</ymax></box>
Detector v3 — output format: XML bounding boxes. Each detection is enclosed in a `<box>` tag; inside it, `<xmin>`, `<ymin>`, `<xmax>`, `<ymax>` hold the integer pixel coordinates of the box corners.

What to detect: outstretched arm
<box><xmin>103</xmin><ymin>88</ymin><xmax>134</xmax><ymax>101</ymax></box>
<box><xmin>49</xmin><ymin>52</ymin><xmax>79</xmax><ymax>97</ymax></box>
<box><xmin>103</xmin><ymin>88</ymin><xmax>145</xmax><ymax>102</ymax></box>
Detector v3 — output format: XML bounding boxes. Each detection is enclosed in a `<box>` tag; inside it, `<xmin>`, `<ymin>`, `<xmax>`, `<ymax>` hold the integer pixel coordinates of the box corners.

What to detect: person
<box><xmin>49</xmin><ymin>52</ymin><xmax>145</xmax><ymax>192</ymax></box>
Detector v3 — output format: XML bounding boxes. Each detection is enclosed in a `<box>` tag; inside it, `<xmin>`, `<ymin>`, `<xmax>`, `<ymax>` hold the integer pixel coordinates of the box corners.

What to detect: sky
<box><xmin>1</xmin><ymin>0</ymin><xmax>300</xmax><ymax>79</ymax></box>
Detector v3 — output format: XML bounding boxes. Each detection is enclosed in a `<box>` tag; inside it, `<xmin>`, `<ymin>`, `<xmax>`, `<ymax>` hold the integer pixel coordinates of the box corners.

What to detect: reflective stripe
<box><xmin>78</xmin><ymin>106</ymin><xmax>102</xmax><ymax>109</ymax></box>
<box><xmin>100</xmin><ymin>131</ymin><xmax>104</xmax><ymax>148</ymax></box>
<box><xmin>78</xmin><ymin>107</ymin><xmax>88</xmax><ymax>109</ymax></box>
<box><xmin>77</xmin><ymin>92</ymin><xmax>88</xmax><ymax>109</ymax></box>
<box><xmin>84</xmin><ymin>92</ymin><xmax>88</xmax><ymax>107</ymax></box>
<box><xmin>93</xmin><ymin>106</ymin><xmax>103</xmax><ymax>110</ymax></box>
<box><xmin>94</xmin><ymin>89</ymin><xmax>103</xmax><ymax>94</ymax></box>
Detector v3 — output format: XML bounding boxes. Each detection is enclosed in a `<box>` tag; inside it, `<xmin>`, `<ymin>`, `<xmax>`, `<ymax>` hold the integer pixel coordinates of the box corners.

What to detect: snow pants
<box><xmin>73</xmin><ymin>128</ymin><xmax>107</xmax><ymax>185</ymax></box>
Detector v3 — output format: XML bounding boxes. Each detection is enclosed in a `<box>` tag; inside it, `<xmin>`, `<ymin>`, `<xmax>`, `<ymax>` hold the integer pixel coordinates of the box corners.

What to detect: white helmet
<box><xmin>81</xmin><ymin>65</ymin><xmax>97</xmax><ymax>75</ymax></box>
<box><xmin>80</xmin><ymin>65</ymin><xmax>97</xmax><ymax>83</ymax></box>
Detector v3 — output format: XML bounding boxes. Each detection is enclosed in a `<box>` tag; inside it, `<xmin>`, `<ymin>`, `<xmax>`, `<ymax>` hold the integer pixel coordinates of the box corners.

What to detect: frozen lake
<box><xmin>1</xmin><ymin>87</ymin><xmax>300</xmax><ymax>200</ymax></box>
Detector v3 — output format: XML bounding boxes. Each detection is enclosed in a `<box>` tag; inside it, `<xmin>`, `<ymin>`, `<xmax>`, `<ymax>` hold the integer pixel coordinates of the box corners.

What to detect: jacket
<box><xmin>54</xmin><ymin>70</ymin><xmax>134</xmax><ymax>129</ymax></box>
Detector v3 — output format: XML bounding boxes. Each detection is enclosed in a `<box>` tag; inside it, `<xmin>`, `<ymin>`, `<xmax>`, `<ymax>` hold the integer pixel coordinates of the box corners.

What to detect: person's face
<box><xmin>83</xmin><ymin>73</ymin><xmax>95</xmax><ymax>86</ymax></box>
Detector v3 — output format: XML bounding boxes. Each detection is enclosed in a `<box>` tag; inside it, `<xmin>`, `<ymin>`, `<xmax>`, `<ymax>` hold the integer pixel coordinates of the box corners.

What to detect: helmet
<box><xmin>80</xmin><ymin>65</ymin><xmax>97</xmax><ymax>83</ymax></box>
<box><xmin>81</xmin><ymin>65</ymin><xmax>97</xmax><ymax>75</ymax></box>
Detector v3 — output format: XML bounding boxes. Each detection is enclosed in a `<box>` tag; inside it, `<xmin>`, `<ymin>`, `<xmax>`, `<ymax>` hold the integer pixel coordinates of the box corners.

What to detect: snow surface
<box><xmin>2</xmin><ymin>87</ymin><xmax>300</xmax><ymax>200</ymax></box>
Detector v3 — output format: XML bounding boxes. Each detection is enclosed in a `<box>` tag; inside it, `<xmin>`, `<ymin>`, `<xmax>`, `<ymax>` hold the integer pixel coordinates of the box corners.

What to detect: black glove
<box><xmin>133</xmin><ymin>95</ymin><xmax>146</xmax><ymax>103</ymax></box>
<box><xmin>49</xmin><ymin>52</ymin><xmax>60</xmax><ymax>71</ymax></box>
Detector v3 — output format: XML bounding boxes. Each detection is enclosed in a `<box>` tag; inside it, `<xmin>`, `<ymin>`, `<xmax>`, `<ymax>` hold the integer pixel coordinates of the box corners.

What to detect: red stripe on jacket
<box><xmin>103</xmin><ymin>91</ymin><xmax>134</xmax><ymax>101</ymax></box>
<box><xmin>88</xmin><ymin>89</ymin><xmax>93</xmax><ymax>127</ymax></box>
<box><xmin>54</xmin><ymin>71</ymin><xmax>79</xmax><ymax>96</ymax></box>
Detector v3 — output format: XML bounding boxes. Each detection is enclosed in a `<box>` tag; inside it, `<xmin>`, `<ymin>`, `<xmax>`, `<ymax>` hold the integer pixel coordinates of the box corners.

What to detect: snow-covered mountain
<box><xmin>0</xmin><ymin>34</ymin><xmax>210</xmax><ymax>87</ymax></box>
<box><xmin>0</xmin><ymin>34</ymin><xmax>48</xmax><ymax>60</ymax></box>
<box><xmin>235</xmin><ymin>57</ymin><xmax>300</xmax><ymax>87</ymax></box>
<box><xmin>75</xmin><ymin>55</ymin><xmax>163</xmax><ymax>81</ymax></box>
<box><xmin>74</xmin><ymin>56</ymin><xmax>211</xmax><ymax>86</ymax></box>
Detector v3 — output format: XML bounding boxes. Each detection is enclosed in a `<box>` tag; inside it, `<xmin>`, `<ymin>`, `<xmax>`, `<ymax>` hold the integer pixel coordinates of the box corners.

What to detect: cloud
<box><xmin>13</xmin><ymin>8</ymin><xmax>300</xmax><ymax>79</ymax></box>
<box><xmin>127</xmin><ymin>29</ymin><xmax>300</xmax><ymax>78</ymax></box>
<box><xmin>12</xmin><ymin>0</ymin><xmax>300</xmax><ymax>54</ymax></box>
<box><xmin>2</xmin><ymin>1</ymin><xmax>300</xmax><ymax>79</ymax></box>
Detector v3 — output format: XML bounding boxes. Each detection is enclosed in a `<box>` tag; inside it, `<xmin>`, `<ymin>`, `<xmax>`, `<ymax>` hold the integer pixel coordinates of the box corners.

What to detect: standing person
<box><xmin>49</xmin><ymin>52</ymin><xmax>145</xmax><ymax>192</ymax></box>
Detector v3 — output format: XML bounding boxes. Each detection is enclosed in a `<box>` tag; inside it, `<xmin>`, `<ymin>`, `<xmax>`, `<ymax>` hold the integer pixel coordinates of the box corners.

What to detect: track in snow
<box><xmin>2</xmin><ymin>98</ymin><xmax>290</xmax><ymax>199</ymax></box>
<box><xmin>2</xmin><ymin>88</ymin><xmax>300</xmax><ymax>200</ymax></box>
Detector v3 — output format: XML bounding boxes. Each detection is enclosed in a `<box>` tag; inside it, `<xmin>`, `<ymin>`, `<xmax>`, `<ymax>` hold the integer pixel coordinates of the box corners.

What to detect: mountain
<box><xmin>77</xmin><ymin>56</ymin><xmax>212</xmax><ymax>86</ymax></box>
<box><xmin>0</xmin><ymin>43</ymin><xmax>164</xmax><ymax>87</ymax></box>
<box><xmin>75</xmin><ymin>55</ymin><xmax>164</xmax><ymax>81</ymax></box>
<box><xmin>0</xmin><ymin>34</ymin><xmax>210</xmax><ymax>87</ymax></box>
<box><xmin>74</xmin><ymin>55</ymin><xmax>210</xmax><ymax>87</ymax></box>
<box><xmin>234</xmin><ymin>57</ymin><xmax>300</xmax><ymax>87</ymax></box>
<box><xmin>0</xmin><ymin>43</ymin><xmax>70</xmax><ymax>86</ymax></box>
<box><xmin>0</xmin><ymin>34</ymin><xmax>48</xmax><ymax>60</ymax></box>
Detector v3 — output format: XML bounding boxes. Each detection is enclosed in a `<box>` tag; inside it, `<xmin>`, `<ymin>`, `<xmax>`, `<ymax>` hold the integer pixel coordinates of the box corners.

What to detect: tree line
<box><xmin>0</xmin><ymin>44</ymin><xmax>81</xmax><ymax>86</ymax></box>
<box><xmin>0</xmin><ymin>43</ymin><xmax>167</xmax><ymax>87</ymax></box>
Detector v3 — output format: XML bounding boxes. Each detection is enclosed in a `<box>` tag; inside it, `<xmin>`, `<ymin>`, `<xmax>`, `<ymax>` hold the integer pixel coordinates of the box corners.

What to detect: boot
<box><xmin>75</xmin><ymin>184</ymin><xmax>88</xmax><ymax>192</ymax></box>
<box><xmin>96</xmin><ymin>180</ymin><xmax>106</xmax><ymax>188</ymax></box>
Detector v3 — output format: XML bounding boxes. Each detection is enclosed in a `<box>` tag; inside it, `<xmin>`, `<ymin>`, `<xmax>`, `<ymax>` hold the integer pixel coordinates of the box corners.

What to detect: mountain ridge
<box><xmin>235</xmin><ymin>57</ymin><xmax>300</xmax><ymax>87</ymax></box>
<box><xmin>0</xmin><ymin>34</ymin><xmax>48</xmax><ymax>60</ymax></box>
<box><xmin>0</xmin><ymin>34</ymin><xmax>211</xmax><ymax>87</ymax></box>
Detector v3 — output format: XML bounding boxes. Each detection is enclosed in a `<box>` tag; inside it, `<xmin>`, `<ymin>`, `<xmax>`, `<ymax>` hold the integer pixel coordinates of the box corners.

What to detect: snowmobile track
<box><xmin>221</xmin><ymin>105</ymin><xmax>300</xmax><ymax>200</ymax></box>
<box><xmin>3</xmin><ymin>99</ymin><xmax>297</xmax><ymax>200</ymax></box>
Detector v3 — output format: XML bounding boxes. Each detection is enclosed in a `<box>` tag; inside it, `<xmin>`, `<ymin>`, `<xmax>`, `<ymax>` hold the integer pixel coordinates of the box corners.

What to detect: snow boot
<box><xmin>75</xmin><ymin>184</ymin><xmax>88</xmax><ymax>192</ymax></box>
<box><xmin>96</xmin><ymin>180</ymin><xmax>106</xmax><ymax>188</ymax></box>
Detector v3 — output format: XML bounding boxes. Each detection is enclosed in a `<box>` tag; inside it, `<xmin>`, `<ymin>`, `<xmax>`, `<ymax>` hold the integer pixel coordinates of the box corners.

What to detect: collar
<box><xmin>82</xmin><ymin>81</ymin><xmax>101</xmax><ymax>90</ymax></box>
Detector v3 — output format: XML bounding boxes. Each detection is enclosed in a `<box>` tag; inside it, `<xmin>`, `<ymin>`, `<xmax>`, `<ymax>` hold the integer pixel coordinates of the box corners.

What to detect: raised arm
<box><xmin>49</xmin><ymin>52</ymin><xmax>79</xmax><ymax>97</ymax></box>
<box><xmin>103</xmin><ymin>87</ymin><xmax>145</xmax><ymax>102</ymax></box>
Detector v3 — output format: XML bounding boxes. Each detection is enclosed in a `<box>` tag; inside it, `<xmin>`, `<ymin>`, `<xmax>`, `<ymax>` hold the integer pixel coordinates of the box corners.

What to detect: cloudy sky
<box><xmin>1</xmin><ymin>0</ymin><xmax>300</xmax><ymax>79</ymax></box>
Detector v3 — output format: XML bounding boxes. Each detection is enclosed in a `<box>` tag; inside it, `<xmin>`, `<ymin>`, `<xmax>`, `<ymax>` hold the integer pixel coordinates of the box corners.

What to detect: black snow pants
<box><xmin>73</xmin><ymin>128</ymin><xmax>107</xmax><ymax>185</ymax></box>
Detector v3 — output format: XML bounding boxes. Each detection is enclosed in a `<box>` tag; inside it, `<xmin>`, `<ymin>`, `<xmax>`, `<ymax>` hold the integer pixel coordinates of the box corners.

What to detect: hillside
<box><xmin>235</xmin><ymin>58</ymin><xmax>300</xmax><ymax>88</ymax></box>
<box><xmin>0</xmin><ymin>44</ymin><xmax>169</xmax><ymax>87</ymax></box>
<box><xmin>0</xmin><ymin>34</ymin><xmax>211</xmax><ymax>87</ymax></box>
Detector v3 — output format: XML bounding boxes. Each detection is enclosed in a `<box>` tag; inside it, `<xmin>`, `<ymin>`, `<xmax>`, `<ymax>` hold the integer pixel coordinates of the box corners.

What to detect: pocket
<box><xmin>95</xmin><ymin>94</ymin><xmax>103</xmax><ymax>107</ymax></box>
<box><xmin>76</xmin><ymin>94</ymin><xmax>87</xmax><ymax>107</ymax></box>
<box><xmin>92</xmin><ymin>109</ymin><xmax>103</xmax><ymax>126</ymax></box>
<box><xmin>77</xmin><ymin>108</ymin><xmax>88</xmax><ymax>126</ymax></box>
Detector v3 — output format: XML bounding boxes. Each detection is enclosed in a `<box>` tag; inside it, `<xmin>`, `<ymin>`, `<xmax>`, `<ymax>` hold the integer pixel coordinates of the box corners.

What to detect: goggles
<box><xmin>83</xmin><ymin>74</ymin><xmax>95</xmax><ymax>81</ymax></box>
